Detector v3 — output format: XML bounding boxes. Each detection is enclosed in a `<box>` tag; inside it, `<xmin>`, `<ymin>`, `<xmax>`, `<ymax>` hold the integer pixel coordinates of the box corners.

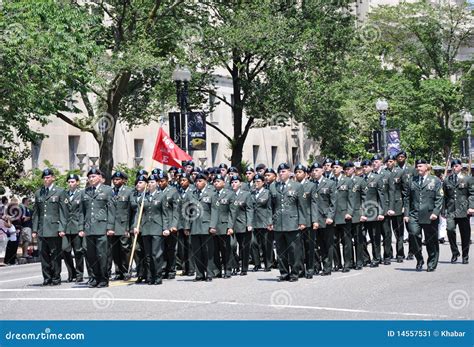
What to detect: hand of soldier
<box><xmin>170</xmin><ymin>227</ymin><xmax>178</xmax><ymax>233</ymax></box>
<box><xmin>344</xmin><ymin>214</ymin><xmax>352</xmax><ymax>220</ymax></box>
<box><xmin>387</xmin><ymin>210</ymin><xmax>395</xmax><ymax>216</ymax></box>
<box><xmin>312</xmin><ymin>222</ymin><xmax>319</xmax><ymax>230</ymax></box>
<box><xmin>107</xmin><ymin>230</ymin><xmax>115</xmax><ymax>236</ymax></box>
<box><xmin>209</xmin><ymin>228</ymin><xmax>217</xmax><ymax>234</ymax></box>
<box><xmin>325</xmin><ymin>218</ymin><xmax>333</xmax><ymax>225</ymax></box>
<box><xmin>58</xmin><ymin>231</ymin><xmax>65</xmax><ymax>237</ymax></box>
<box><xmin>79</xmin><ymin>231</ymin><xmax>86</xmax><ymax>237</ymax></box>
<box><xmin>403</xmin><ymin>217</ymin><xmax>409</xmax><ymax>223</ymax></box>
<box><xmin>227</xmin><ymin>228</ymin><xmax>234</xmax><ymax>235</ymax></box>
<box><xmin>268</xmin><ymin>225</ymin><xmax>273</xmax><ymax>231</ymax></box>
<box><xmin>125</xmin><ymin>231</ymin><xmax>130</xmax><ymax>238</ymax></box>
<box><xmin>430</xmin><ymin>214</ymin><xmax>438</xmax><ymax>221</ymax></box>
<box><xmin>298</xmin><ymin>224</ymin><xmax>306</xmax><ymax>230</ymax></box>
<box><xmin>377</xmin><ymin>215</ymin><xmax>384</xmax><ymax>221</ymax></box>
<box><xmin>468</xmin><ymin>208</ymin><xmax>474</xmax><ymax>215</ymax></box>
<box><xmin>360</xmin><ymin>216</ymin><xmax>367</xmax><ymax>222</ymax></box>
<box><xmin>184</xmin><ymin>229</ymin><xmax>190</xmax><ymax>236</ymax></box>
<box><xmin>163</xmin><ymin>229</ymin><xmax>170</xmax><ymax>237</ymax></box>
<box><xmin>133</xmin><ymin>228</ymin><xmax>140</xmax><ymax>235</ymax></box>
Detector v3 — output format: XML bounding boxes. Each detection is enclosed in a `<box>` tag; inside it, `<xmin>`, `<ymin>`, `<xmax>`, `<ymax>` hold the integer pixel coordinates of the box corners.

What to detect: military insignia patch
<box><xmin>64</xmin><ymin>198</ymin><xmax>69</xmax><ymax>204</ymax></box>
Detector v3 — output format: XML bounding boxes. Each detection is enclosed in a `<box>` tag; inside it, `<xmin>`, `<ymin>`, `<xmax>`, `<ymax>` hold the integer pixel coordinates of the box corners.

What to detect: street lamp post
<box><xmin>172</xmin><ymin>66</ymin><xmax>191</xmax><ymax>152</ymax></box>
<box><xmin>463</xmin><ymin>110</ymin><xmax>473</xmax><ymax>173</ymax></box>
<box><xmin>376</xmin><ymin>99</ymin><xmax>389</xmax><ymax>157</ymax></box>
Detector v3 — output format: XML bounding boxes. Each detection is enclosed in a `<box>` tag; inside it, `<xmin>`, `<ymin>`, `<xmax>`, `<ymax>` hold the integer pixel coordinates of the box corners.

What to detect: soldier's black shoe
<box><xmin>252</xmin><ymin>266</ymin><xmax>261</xmax><ymax>272</ymax></box>
<box><xmin>370</xmin><ymin>262</ymin><xmax>379</xmax><ymax>268</ymax></box>
<box><xmin>240</xmin><ymin>272</ymin><xmax>247</xmax><ymax>276</ymax></box>
<box><xmin>42</xmin><ymin>280</ymin><xmax>52</xmax><ymax>286</ymax></box>
<box><xmin>67</xmin><ymin>276</ymin><xmax>76</xmax><ymax>283</ymax></box>
<box><xmin>289</xmin><ymin>277</ymin><xmax>298</xmax><ymax>282</ymax></box>
<box><xmin>154</xmin><ymin>279</ymin><xmax>163</xmax><ymax>285</ymax></box>
<box><xmin>167</xmin><ymin>275</ymin><xmax>176</xmax><ymax>280</ymax></box>
<box><xmin>462</xmin><ymin>258</ymin><xmax>469</xmax><ymax>264</ymax></box>
<box><xmin>415</xmin><ymin>260</ymin><xmax>424</xmax><ymax>271</ymax></box>
<box><xmin>321</xmin><ymin>271</ymin><xmax>331</xmax><ymax>276</ymax></box>
<box><xmin>277</xmin><ymin>276</ymin><xmax>289</xmax><ymax>282</ymax></box>
<box><xmin>180</xmin><ymin>271</ymin><xmax>188</xmax><ymax>276</ymax></box>
<box><xmin>355</xmin><ymin>266</ymin><xmax>363</xmax><ymax>270</ymax></box>
<box><xmin>305</xmin><ymin>274</ymin><xmax>313</xmax><ymax>279</ymax></box>
<box><xmin>188</xmin><ymin>272</ymin><xmax>195</xmax><ymax>277</ymax></box>
<box><xmin>342</xmin><ymin>268</ymin><xmax>350</xmax><ymax>273</ymax></box>
<box><xmin>397</xmin><ymin>257</ymin><xmax>404</xmax><ymax>263</ymax></box>
<box><xmin>223</xmin><ymin>274</ymin><xmax>232</xmax><ymax>279</ymax></box>
<box><xmin>231</xmin><ymin>270</ymin><xmax>238</xmax><ymax>276</ymax></box>
<box><xmin>193</xmin><ymin>277</ymin><xmax>204</xmax><ymax>282</ymax></box>
<box><xmin>87</xmin><ymin>278</ymin><xmax>94</xmax><ymax>284</ymax></box>
<box><xmin>406</xmin><ymin>254</ymin><xmax>414</xmax><ymax>260</ymax></box>
<box><xmin>215</xmin><ymin>273</ymin><xmax>223</xmax><ymax>278</ymax></box>
<box><xmin>123</xmin><ymin>274</ymin><xmax>131</xmax><ymax>281</ymax></box>
<box><xmin>332</xmin><ymin>266</ymin><xmax>341</xmax><ymax>272</ymax></box>
<box><xmin>451</xmin><ymin>255</ymin><xmax>458</xmax><ymax>263</ymax></box>
<box><xmin>88</xmin><ymin>280</ymin><xmax>98</xmax><ymax>288</ymax></box>
<box><xmin>135</xmin><ymin>277</ymin><xmax>145</xmax><ymax>284</ymax></box>
<box><xmin>97</xmin><ymin>282</ymin><xmax>108</xmax><ymax>288</ymax></box>
<box><xmin>438</xmin><ymin>238</ymin><xmax>445</xmax><ymax>244</ymax></box>
<box><xmin>426</xmin><ymin>268</ymin><xmax>435</xmax><ymax>272</ymax></box>
<box><xmin>383</xmin><ymin>260</ymin><xmax>391</xmax><ymax>265</ymax></box>
<box><xmin>363</xmin><ymin>261</ymin><xmax>371</xmax><ymax>267</ymax></box>
<box><xmin>113</xmin><ymin>275</ymin><xmax>124</xmax><ymax>281</ymax></box>
<box><xmin>76</xmin><ymin>277</ymin><xmax>84</xmax><ymax>283</ymax></box>
<box><xmin>264</xmin><ymin>268</ymin><xmax>271</xmax><ymax>272</ymax></box>
<box><xmin>205</xmin><ymin>277</ymin><xmax>213</xmax><ymax>282</ymax></box>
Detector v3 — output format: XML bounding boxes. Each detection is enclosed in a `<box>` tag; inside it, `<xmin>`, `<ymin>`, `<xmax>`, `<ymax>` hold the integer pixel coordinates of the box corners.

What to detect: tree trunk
<box><xmin>99</xmin><ymin>117</ymin><xmax>116</xmax><ymax>185</ymax></box>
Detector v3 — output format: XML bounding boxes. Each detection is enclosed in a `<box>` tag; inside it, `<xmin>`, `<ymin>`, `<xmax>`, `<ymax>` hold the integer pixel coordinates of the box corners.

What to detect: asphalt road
<box><xmin>0</xmin><ymin>241</ymin><xmax>472</xmax><ymax>320</ymax></box>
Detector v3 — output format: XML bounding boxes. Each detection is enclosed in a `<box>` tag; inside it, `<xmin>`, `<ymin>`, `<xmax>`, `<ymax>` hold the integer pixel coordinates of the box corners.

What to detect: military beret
<box><xmin>361</xmin><ymin>159</ymin><xmax>372</xmax><ymax>167</ymax></box>
<box><xmin>230</xmin><ymin>175</ymin><xmax>241</xmax><ymax>182</ymax></box>
<box><xmin>415</xmin><ymin>159</ymin><xmax>428</xmax><ymax>165</ymax></box>
<box><xmin>192</xmin><ymin>166</ymin><xmax>202</xmax><ymax>174</ymax></box>
<box><xmin>323</xmin><ymin>158</ymin><xmax>334</xmax><ymax>165</ymax></box>
<box><xmin>87</xmin><ymin>167</ymin><xmax>101</xmax><ymax>177</ymax></box>
<box><xmin>332</xmin><ymin>160</ymin><xmax>344</xmax><ymax>167</ymax></box>
<box><xmin>395</xmin><ymin>150</ymin><xmax>407</xmax><ymax>158</ymax></box>
<box><xmin>135</xmin><ymin>175</ymin><xmax>148</xmax><ymax>184</ymax></box>
<box><xmin>148</xmin><ymin>174</ymin><xmax>159</xmax><ymax>181</ymax></box>
<box><xmin>451</xmin><ymin>159</ymin><xmax>463</xmax><ymax>167</ymax></box>
<box><xmin>384</xmin><ymin>155</ymin><xmax>397</xmax><ymax>163</ymax></box>
<box><xmin>136</xmin><ymin>169</ymin><xmax>148</xmax><ymax>178</ymax></box>
<box><xmin>111</xmin><ymin>171</ymin><xmax>128</xmax><ymax>180</ymax></box>
<box><xmin>180</xmin><ymin>173</ymin><xmax>192</xmax><ymax>181</ymax></box>
<box><xmin>253</xmin><ymin>174</ymin><xmax>265</xmax><ymax>181</ymax></box>
<box><xmin>245</xmin><ymin>166</ymin><xmax>255</xmax><ymax>173</ymax></box>
<box><xmin>206</xmin><ymin>167</ymin><xmax>215</xmax><ymax>175</ymax></box>
<box><xmin>185</xmin><ymin>160</ymin><xmax>195</xmax><ymax>167</ymax></box>
<box><xmin>66</xmin><ymin>173</ymin><xmax>79</xmax><ymax>181</ymax></box>
<box><xmin>228</xmin><ymin>166</ymin><xmax>239</xmax><ymax>174</ymax></box>
<box><xmin>151</xmin><ymin>168</ymin><xmax>162</xmax><ymax>176</ymax></box>
<box><xmin>343</xmin><ymin>161</ymin><xmax>355</xmax><ymax>169</ymax></box>
<box><xmin>371</xmin><ymin>154</ymin><xmax>383</xmax><ymax>161</ymax></box>
<box><xmin>218</xmin><ymin>163</ymin><xmax>228</xmax><ymax>169</ymax></box>
<box><xmin>265</xmin><ymin>168</ymin><xmax>277</xmax><ymax>175</ymax></box>
<box><xmin>157</xmin><ymin>172</ymin><xmax>168</xmax><ymax>180</ymax></box>
<box><xmin>168</xmin><ymin>166</ymin><xmax>177</xmax><ymax>172</ymax></box>
<box><xmin>195</xmin><ymin>173</ymin><xmax>207</xmax><ymax>181</ymax></box>
<box><xmin>310</xmin><ymin>162</ymin><xmax>322</xmax><ymax>170</ymax></box>
<box><xmin>277</xmin><ymin>163</ymin><xmax>290</xmax><ymax>172</ymax></box>
<box><xmin>213</xmin><ymin>174</ymin><xmax>225</xmax><ymax>182</ymax></box>
<box><xmin>294</xmin><ymin>164</ymin><xmax>307</xmax><ymax>172</ymax></box>
<box><xmin>256</xmin><ymin>163</ymin><xmax>267</xmax><ymax>171</ymax></box>
<box><xmin>176</xmin><ymin>168</ymin><xmax>184</xmax><ymax>175</ymax></box>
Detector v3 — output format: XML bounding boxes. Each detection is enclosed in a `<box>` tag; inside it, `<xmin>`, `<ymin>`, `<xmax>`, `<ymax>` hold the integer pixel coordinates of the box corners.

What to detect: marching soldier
<box><xmin>361</xmin><ymin>159</ymin><xmax>385</xmax><ymax>268</ymax></box>
<box><xmin>211</xmin><ymin>174</ymin><xmax>235</xmax><ymax>278</ymax></box>
<box><xmin>310</xmin><ymin>163</ymin><xmax>336</xmax><ymax>276</ymax></box>
<box><xmin>250</xmin><ymin>174</ymin><xmax>273</xmax><ymax>272</ymax></box>
<box><xmin>184</xmin><ymin>173</ymin><xmax>218</xmax><ymax>282</ymax></box>
<box><xmin>294</xmin><ymin>164</ymin><xmax>317</xmax><ymax>279</ymax></box>
<box><xmin>264</xmin><ymin>168</ymin><xmax>277</xmax><ymax>189</ymax></box>
<box><xmin>443</xmin><ymin>159</ymin><xmax>473</xmax><ymax>264</ymax></box>
<box><xmin>130</xmin><ymin>175</ymin><xmax>148</xmax><ymax>283</ymax></box>
<box><xmin>159</xmin><ymin>173</ymin><xmax>180</xmax><ymax>280</ymax></box>
<box><xmin>133</xmin><ymin>174</ymin><xmax>170</xmax><ymax>285</ymax></box>
<box><xmin>404</xmin><ymin>159</ymin><xmax>443</xmax><ymax>272</ymax></box>
<box><xmin>108</xmin><ymin>171</ymin><xmax>133</xmax><ymax>281</ymax></box>
<box><xmin>269</xmin><ymin>163</ymin><xmax>306</xmax><ymax>282</ymax></box>
<box><xmin>323</xmin><ymin>159</ymin><xmax>334</xmax><ymax>179</ymax></box>
<box><xmin>81</xmin><ymin>168</ymin><xmax>116</xmax><ymax>287</ymax></box>
<box><xmin>332</xmin><ymin>160</ymin><xmax>355</xmax><ymax>272</ymax></box>
<box><xmin>177</xmin><ymin>173</ymin><xmax>196</xmax><ymax>276</ymax></box>
<box><xmin>229</xmin><ymin>175</ymin><xmax>253</xmax><ymax>276</ymax></box>
<box><xmin>243</xmin><ymin>167</ymin><xmax>256</xmax><ymax>192</ymax></box>
<box><xmin>63</xmin><ymin>174</ymin><xmax>85</xmax><ymax>283</ymax></box>
<box><xmin>32</xmin><ymin>169</ymin><xmax>67</xmax><ymax>286</ymax></box>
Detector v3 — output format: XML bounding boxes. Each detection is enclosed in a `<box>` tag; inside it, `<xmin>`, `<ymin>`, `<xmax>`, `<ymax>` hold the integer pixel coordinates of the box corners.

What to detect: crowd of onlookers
<box><xmin>0</xmin><ymin>196</ymin><xmax>34</xmax><ymax>266</ymax></box>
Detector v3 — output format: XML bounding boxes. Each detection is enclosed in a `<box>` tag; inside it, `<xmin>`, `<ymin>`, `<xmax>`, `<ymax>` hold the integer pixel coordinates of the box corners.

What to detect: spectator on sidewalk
<box><xmin>0</xmin><ymin>196</ymin><xmax>8</xmax><ymax>215</ymax></box>
<box><xmin>20</xmin><ymin>197</ymin><xmax>33</xmax><ymax>258</ymax></box>
<box><xmin>1</xmin><ymin>215</ymin><xmax>19</xmax><ymax>265</ymax></box>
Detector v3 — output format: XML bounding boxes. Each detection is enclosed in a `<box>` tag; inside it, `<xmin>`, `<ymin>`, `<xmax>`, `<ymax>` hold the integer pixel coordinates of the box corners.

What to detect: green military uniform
<box><xmin>32</xmin><ymin>184</ymin><xmax>67</xmax><ymax>285</ymax></box>
<box><xmin>349</xmin><ymin>174</ymin><xmax>367</xmax><ymax>269</ymax></box>
<box><xmin>299</xmin><ymin>178</ymin><xmax>317</xmax><ymax>278</ymax></box>
<box><xmin>443</xmin><ymin>173</ymin><xmax>473</xmax><ymax>263</ymax></box>
<box><xmin>81</xmin><ymin>184</ymin><xmax>116</xmax><ymax>286</ymax></box>
<box><xmin>108</xmin><ymin>185</ymin><xmax>134</xmax><ymax>280</ymax></box>
<box><xmin>185</xmin><ymin>183</ymin><xmax>218</xmax><ymax>281</ymax></box>
<box><xmin>130</xmin><ymin>190</ymin><xmax>147</xmax><ymax>280</ymax></box>
<box><xmin>210</xmin><ymin>187</ymin><xmax>235</xmax><ymax>277</ymax></box>
<box><xmin>162</xmin><ymin>184</ymin><xmax>180</xmax><ymax>279</ymax></box>
<box><xmin>399</xmin><ymin>163</ymin><xmax>418</xmax><ymax>258</ymax></box>
<box><xmin>362</xmin><ymin>172</ymin><xmax>385</xmax><ymax>266</ymax></box>
<box><xmin>177</xmin><ymin>184</ymin><xmax>196</xmax><ymax>276</ymax></box>
<box><xmin>63</xmin><ymin>188</ymin><xmax>85</xmax><ymax>282</ymax></box>
<box><xmin>332</xmin><ymin>174</ymin><xmax>355</xmax><ymax>271</ymax></box>
<box><xmin>269</xmin><ymin>179</ymin><xmax>306</xmax><ymax>281</ymax></box>
<box><xmin>232</xmin><ymin>188</ymin><xmax>254</xmax><ymax>274</ymax></box>
<box><xmin>375</xmin><ymin>168</ymin><xmax>393</xmax><ymax>262</ymax></box>
<box><xmin>311</xmin><ymin>177</ymin><xmax>335</xmax><ymax>275</ymax></box>
<box><xmin>133</xmin><ymin>189</ymin><xmax>170</xmax><ymax>284</ymax></box>
<box><xmin>388</xmin><ymin>166</ymin><xmax>406</xmax><ymax>261</ymax></box>
<box><xmin>250</xmin><ymin>186</ymin><xmax>273</xmax><ymax>271</ymax></box>
<box><xmin>404</xmin><ymin>174</ymin><xmax>443</xmax><ymax>271</ymax></box>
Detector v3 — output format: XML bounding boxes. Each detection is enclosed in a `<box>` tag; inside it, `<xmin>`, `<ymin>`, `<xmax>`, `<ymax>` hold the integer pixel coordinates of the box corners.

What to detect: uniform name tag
<box><xmin>51</xmin><ymin>196</ymin><xmax>59</xmax><ymax>202</ymax></box>
<box><xmin>203</xmin><ymin>197</ymin><xmax>211</xmax><ymax>203</ymax></box>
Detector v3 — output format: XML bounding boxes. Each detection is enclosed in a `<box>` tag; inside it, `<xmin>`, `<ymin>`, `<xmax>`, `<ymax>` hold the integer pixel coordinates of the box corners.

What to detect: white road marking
<box><xmin>0</xmin><ymin>276</ymin><xmax>42</xmax><ymax>283</ymax></box>
<box><xmin>333</xmin><ymin>273</ymin><xmax>363</xmax><ymax>280</ymax></box>
<box><xmin>0</xmin><ymin>297</ymin><xmax>449</xmax><ymax>318</ymax></box>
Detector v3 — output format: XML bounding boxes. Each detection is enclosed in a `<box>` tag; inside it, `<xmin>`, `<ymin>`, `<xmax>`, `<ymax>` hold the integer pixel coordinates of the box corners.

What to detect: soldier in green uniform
<box><xmin>331</xmin><ymin>160</ymin><xmax>355</xmax><ymax>272</ymax></box>
<box><xmin>360</xmin><ymin>159</ymin><xmax>385</xmax><ymax>268</ymax></box>
<box><xmin>32</xmin><ymin>169</ymin><xmax>67</xmax><ymax>286</ymax></box>
<box><xmin>63</xmin><ymin>174</ymin><xmax>85</xmax><ymax>283</ymax></box>
<box><xmin>177</xmin><ymin>173</ymin><xmax>196</xmax><ymax>276</ymax></box>
<box><xmin>243</xmin><ymin>167</ymin><xmax>255</xmax><ymax>192</ymax></box>
<box><xmin>210</xmin><ymin>174</ymin><xmax>235</xmax><ymax>278</ymax></box>
<box><xmin>229</xmin><ymin>175</ymin><xmax>253</xmax><ymax>276</ymax></box>
<box><xmin>81</xmin><ymin>168</ymin><xmax>116</xmax><ymax>288</ymax></box>
<box><xmin>159</xmin><ymin>173</ymin><xmax>180</xmax><ymax>280</ymax></box>
<box><xmin>443</xmin><ymin>159</ymin><xmax>473</xmax><ymax>264</ymax></box>
<box><xmin>108</xmin><ymin>171</ymin><xmax>133</xmax><ymax>281</ymax></box>
<box><xmin>250</xmin><ymin>174</ymin><xmax>273</xmax><ymax>272</ymax></box>
<box><xmin>133</xmin><ymin>173</ymin><xmax>170</xmax><ymax>285</ymax></box>
<box><xmin>130</xmin><ymin>174</ymin><xmax>148</xmax><ymax>283</ymax></box>
<box><xmin>344</xmin><ymin>162</ymin><xmax>366</xmax><ymax>270</ymax></box>
<box><xmin>404</xmin><ymin>159</ymin><xmax>443</xmax><ymax>272</ymax></box>
<box><xmin>323</xmin><ymin>159</ymin><xmax>334</xmax><ymax>179</ymax></box>
<box><xmin>269</xmin><ymin>163</ymin><xmax>306</xmax><ymax>282</ymax></box>
<box><xmin>386</xmin><ymin>155</ymin><xmax>406</xmax><ymax>263</ymax></box>
<box><xmin>184</xmin><ymin>173</ymin><xmax>218</xmax><ymax>282</ymax></box>
<box><xmin>294</xmin><ymin>164</ymin><xmax>317</xmax><ymax>278</ymax></box>
<box><xmin>264</xmin><ymin>168</ymin><xmax>277</xmax><ymax>189</ymax></box>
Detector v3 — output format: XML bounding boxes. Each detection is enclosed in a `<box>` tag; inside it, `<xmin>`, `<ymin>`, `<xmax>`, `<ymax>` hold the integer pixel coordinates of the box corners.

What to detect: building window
<box><xmin>134</xmin><ymin>139</ymin><xmax>144</xmax><ymax>158</ymax></box>
<box><xmin>68</xmin><ymin>136</ymin><xmax>80</xmax><ymax>170</ymax></box>
<box><xmin>211</xmin><ymin>143</ymin><xmax>219</xmax><ymax>166</ymax></box>
<box><xmin>253</xmin><ymin>145</ymin><xmax>259</xmax><ymax>166</ymax></box>
<box><xmin>292</xmin><ymin>147</ymin><xmax>299</xmax><ymax>166</ymax></box>
<box><xmin>271</xmin><ymin>146</ymin><xmax>278</xmax><ymax>168</ymax></box>
<box><xmin>31</xmin><ymin>139</ymin><xmax>42</xmax><ymax>169</ymax></box>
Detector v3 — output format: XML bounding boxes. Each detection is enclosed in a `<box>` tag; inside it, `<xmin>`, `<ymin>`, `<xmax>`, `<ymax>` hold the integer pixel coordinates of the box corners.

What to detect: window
<box><xmin>253</xmin><ymin>145</ymin><xmax>259</xmax><ymax>166</ymax></box>
<box><xmin>68</xmin><ymin>136</ymin><xmax>80</xmax><ymax>170</ymax></box>
<box><xmin>134</xmin><ymin>139</ymin><xmax>144</xmax><ymax>158</ymax></box>
<box><xmin>31</xmin><ymin>140</ymin><xmax>42</xmax><ymax>169</ymax></box>
<box><xmin>292</xmin><ymin>147</ymin><xmax>299</xmax><ymax>166</ymax></box>
<box><xmin>271</xmin><ymin>146</ymin><xmax>278</xmax><ymax>168</ymax></box>
<box><xmin>211</xmin><ymin>143</ymin><xmax>219</xmax><ymax>166</ymax></box>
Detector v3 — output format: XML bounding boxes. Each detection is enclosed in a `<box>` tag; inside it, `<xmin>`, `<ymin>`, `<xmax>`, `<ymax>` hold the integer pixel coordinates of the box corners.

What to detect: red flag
<box><xmin>152</xmin><ymin>128</ymin><xmax>192</xmax><ymax>168</ymax></box>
